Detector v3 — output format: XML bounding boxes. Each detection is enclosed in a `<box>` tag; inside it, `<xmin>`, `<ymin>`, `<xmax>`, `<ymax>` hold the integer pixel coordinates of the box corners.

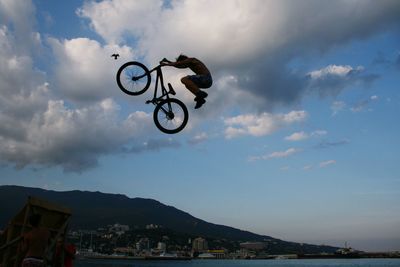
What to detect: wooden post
<box><xmin>13</xmin><ymin>202</ymin><xmax>31</xmax><ymax>267</ymax></box>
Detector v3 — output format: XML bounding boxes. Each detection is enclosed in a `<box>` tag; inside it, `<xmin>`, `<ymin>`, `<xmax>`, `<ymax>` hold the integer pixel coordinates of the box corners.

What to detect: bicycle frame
<box><xmin>145</xmin><ymin>65</ymin><xmax>176</xmax><ymax>105</ymax></box>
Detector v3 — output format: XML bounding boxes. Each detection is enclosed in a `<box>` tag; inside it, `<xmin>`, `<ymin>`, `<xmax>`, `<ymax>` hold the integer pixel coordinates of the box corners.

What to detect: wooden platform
<box><xmin>0</xmin><ymin>196</ymin><xmax>72</xmax><ymax>267</ymax></box>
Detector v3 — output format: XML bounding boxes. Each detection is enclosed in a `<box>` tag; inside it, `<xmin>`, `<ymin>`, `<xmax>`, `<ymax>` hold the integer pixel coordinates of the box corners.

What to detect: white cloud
<box><xmin>350</xmin><ymin>95</ymin><xmax>379</xmax><ymax>113</ymax></box>
<box><xmin>0</xmin><ymin>96</ymin><xmax>155</xmax><ymax>171</ymax></box>
<box><xmin>331</xmin><ymin>101</ymin><xmax>346</xmax><ymax>116</ymax></box>
<box><xmin>311</xmin><ymin>130</ymin><xmax>328</xmax><ymax>136</ymax></box>
<box><xmin>77</xmin><ymin>0</ymin><xmax>400</xmax><ymax>109</ymax></box>
<box><xmin>303</xmin><ymin>165</ymin><xmax>313</xmax><ymax>171</ymax></box>
<box><xmin>308</xmin><ymin>65</ymin><xmax>363</xmax><ymax>79</ymax></box>
<box><xmin>48</xmin><ymin>37</ymin><xmax>134</xmax><ymax>103</ymax></box>
<box><xmin>2</xmin><ymin>0</ymin><xmax>400</xmax><ymax>172</ymax></box>
<box><xmin>0</xmin><ymin>10</ymin><xmax>170</xmax><ymax>172</ymax></box>
<box><xmin>285</xmin><ymin>131</ymin><xmax>308</xmax><ymax>141</ymax></box>
<box><xmin>285</xmin><ymin>129</ymin><xmax>327</xmax><ymax>141</ymax></box>
<box><xmin>316</xmin><ymin>139</ymin><xmax>350</xmax><ymax>149</ymax></box>
<box><xmin>224</xmin><ymin>110</ymin><xmax>307</xmax><ymax>139</ymax></box>
<box><xmin>0</xmin><ymin>0</ymin><xmax>39</xmax><ymax>51</ymax></box>
<box><xmin>268</xmin><ymin>148</ymin><xmax>301</xmax><ymax>159</ymax></box>
<box><xmin>188</xmin><ymin>132</ymin><xmax>208</xmax><ymax>145</ymax></box>
<box><xmin>250</xmin><ymin>147</ymin><xmax>301</xmax><ymax>161</ymax></box>
<box><xmin>77</xmin><ymin>0</ymin><xmax>163</xmax><ymax>45</ymax></box>
<box><xmin>319</xmin><ymin>160</ymin><xmax>336</xmax><ymax>168</ymax></box>
<box><xmin>308</xmin><ymin>64</ymin><xmax>378</xmax><ymax>97</ymax></box>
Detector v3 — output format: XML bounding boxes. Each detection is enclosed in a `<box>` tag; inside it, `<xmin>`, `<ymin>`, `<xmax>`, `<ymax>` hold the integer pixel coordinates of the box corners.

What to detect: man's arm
<box><xmin>161</xmin><ymin>58</ymin><xmax>193</xmax><ymax>68</ymax></box>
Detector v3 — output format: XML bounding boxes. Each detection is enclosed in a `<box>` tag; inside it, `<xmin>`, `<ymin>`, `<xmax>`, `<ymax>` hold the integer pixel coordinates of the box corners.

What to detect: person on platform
<box><xmin>20</xmin><ymin>214</ymin><xmax>50</xmax><ymax>267</ymax></box>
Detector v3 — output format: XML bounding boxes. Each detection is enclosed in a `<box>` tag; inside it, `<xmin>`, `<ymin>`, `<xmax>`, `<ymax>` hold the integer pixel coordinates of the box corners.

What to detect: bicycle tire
<box><xmin>116</xmin><ymin>61</ymin><xmax>151</xmax><ymax>95</ymax></box>
<box><xmin>153</xmin><ymin>98</ymin><xmax>189</xmax><ymax>134</ymax></box>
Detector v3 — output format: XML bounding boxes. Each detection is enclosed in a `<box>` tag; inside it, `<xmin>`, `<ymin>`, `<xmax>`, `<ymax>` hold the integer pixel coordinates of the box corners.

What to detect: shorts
<box><xmin>187</xmin><ymin>74</ymin><xmax>212</xmax><ymax>88</ymax></box>
<box><xmin>22</xmin><ymin>257</ymin><xmax>44</xmax><ymax>267</ymax></box>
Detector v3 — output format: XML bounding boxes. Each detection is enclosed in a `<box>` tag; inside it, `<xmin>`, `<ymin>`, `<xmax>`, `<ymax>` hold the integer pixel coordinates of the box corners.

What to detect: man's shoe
<box><xmin>194</xmin><ymin>98</ymin><xmax>206</xmax><ymax>109</ymax></box>
<box><xmin>194</xmin><ymin>91</ymin><xmax>208</xmax><ymax>101</ymax></box>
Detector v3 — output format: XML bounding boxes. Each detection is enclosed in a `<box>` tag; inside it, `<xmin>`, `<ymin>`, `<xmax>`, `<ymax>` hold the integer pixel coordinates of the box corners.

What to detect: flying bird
<box><xmin>111</xmin><ymin>53</ymin><xmax>120</xmax><ymax>60</ymax></box>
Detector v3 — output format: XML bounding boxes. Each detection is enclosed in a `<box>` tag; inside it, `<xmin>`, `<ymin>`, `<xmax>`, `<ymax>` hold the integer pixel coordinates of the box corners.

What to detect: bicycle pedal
<box><xmin>145</xmin><ymin>100</ymin><xmax>152</xmax><ymax>104</ymax></box>
<box><xmin>168</xmin><ymin>83</ymin><xmax>176</xmax><ymax>95</ymax></box>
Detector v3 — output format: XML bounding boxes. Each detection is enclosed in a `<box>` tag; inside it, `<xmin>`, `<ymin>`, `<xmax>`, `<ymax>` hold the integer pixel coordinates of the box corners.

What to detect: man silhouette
<box><xmin>20</xmin><ymin>214</ymin><xmax>50</xmax><ymax>267</ymax></box>
<box><xmin>161</xmin><ymin>55</ymin><xmax>212</xmax><ymax>109</ymax></box>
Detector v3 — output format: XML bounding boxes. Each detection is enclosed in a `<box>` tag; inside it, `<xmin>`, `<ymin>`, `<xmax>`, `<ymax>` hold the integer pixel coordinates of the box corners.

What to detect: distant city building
<box><xmin>208</xmin><ymin>249</ymin><xmax>227</xmax><ymax>259</ymax></box>
<box><xmin>97</xmin><ymin>227</ymin><xmax>107</xmax><ymax>232</ymax></box>
<box><xmin>114</xmin><ymin>247</ymin><xmax>135</xmax><ymax>255</ymax></box>
<box><xmin>146</xmin><ymin>224</ymin><xmax>162</xmax><ymax>229</ymax></box>
<box><xmin>192</xmin><ymin>237</ymin><xmax>208</xmax><ymax>252</ymax></box>
<box><xmin>240</xmin><ymin>241</ymin><xmax>266</xmax><ymax>251</ymax></box>
<box><xmin>157</xmin><ymin>242</ymin><xmax>167</xmax><ymax>252</ymax></box>
<box><xmin>109</xmin><ymin>223</ymin><xmax>129</xmax><ymax>235</ymax></box>
<box><xmin>136</xmin><ymin>237</ymin><xmax>150</xmax><ymax>251</ymax></box>
<box><xmin>232</xmin><ymin>248</ymin><xmax>256</xmax><ymax>259</ymax></box>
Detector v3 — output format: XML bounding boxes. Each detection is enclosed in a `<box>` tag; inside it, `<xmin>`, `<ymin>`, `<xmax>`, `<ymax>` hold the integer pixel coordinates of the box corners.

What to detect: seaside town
<box><xmin>65</xmin><ymin>223</ymin><xmax>400</xmax><ymax>260</ymax></box>
<box><xmin>67</xmin><ymin>223</ymin><xmax>273</xmax><ymax>260</ymax></box>
<box><xmin>1</xmin><ymin>195</ymin><xmax>399</xmax><ymax>266</ymax></box>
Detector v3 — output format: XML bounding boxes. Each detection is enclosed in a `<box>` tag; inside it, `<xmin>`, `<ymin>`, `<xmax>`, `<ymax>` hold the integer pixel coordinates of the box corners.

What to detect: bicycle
<box><xmin>116</xmin><ymin>59</ymin><xmax>189</xmax><ymax>134</ymax></box>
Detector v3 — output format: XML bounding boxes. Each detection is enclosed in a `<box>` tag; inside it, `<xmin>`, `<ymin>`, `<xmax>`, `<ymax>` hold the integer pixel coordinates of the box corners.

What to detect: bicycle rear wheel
<box><xmin>116</xmin><ymin>61</ymin><xmax>151</xmax><ymax>95</ymax></box>
<box><xmin>153</xmin><ymin>98</ymin><xmax>189</xmax><ymax>134</ymax></box>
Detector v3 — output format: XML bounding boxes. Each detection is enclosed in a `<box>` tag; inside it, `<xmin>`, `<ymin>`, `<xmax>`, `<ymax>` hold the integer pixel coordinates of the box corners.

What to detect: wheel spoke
<box><xmin>156</xmin><ymin>100</ymin><xmax>187</xmax><ymax>132</ymax></box>
<box><xmin>117</xmin><ymin>62</ymin><xmax>150</xmax><ymax>95</ymax></box>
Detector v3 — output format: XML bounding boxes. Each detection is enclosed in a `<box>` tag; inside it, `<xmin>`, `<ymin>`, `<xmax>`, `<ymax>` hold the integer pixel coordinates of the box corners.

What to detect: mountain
<box><xmin>0</xmin><ymin>185</ymin><xmax>338</xmax><ymax>254</ymax></box>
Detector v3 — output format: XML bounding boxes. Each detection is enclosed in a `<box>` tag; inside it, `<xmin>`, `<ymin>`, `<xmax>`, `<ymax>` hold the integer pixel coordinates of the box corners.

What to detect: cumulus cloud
<box><xmin>123</xmin><ymin>138</ymin><xmax>181</xmax><ymax>153</ymax></box>
<box><xmin>188</xmin><ymin>132</ymin><xmax>208</xmax><ymax>145</ymax></box>
<box><xmin>78</xmin><ymin>0</ymin><xmax>400</xmax><ymax>110</ymax></box>
<box><xmin>303</xmin><ymin>165</ymin><xmax>313</xmax><ymax>171</ymax></box>
<box><xmin>2</xmin><ymin>0</ymin><xmax>400</xmax><ymax>172</ymax></box>
<box><xmin>0</xmin><ymin>96</ymin><xmax>155</xmax><ymax>171</ymax></box>
<box><xmin>0</xmin><ymin>0</ymin><xmax>39</xmax><ymax>52</ymax></box>
<box><xmin>249</xmin><ymin>147</ymin><xmax>301</xmax><ymax>161</ymax></box>
<box><xmin>331</xmin><ymin>101</ymin><xmax>347</xmax><ymax>116</ymax></box>
<box><xmin>308</xmin><ymin>64</ymin><xmax>379</xmax><ymax>97</ymax></box>
<box><xmin>311</xmin><ymin>130</ymin><xmax>328</xmax><ymax>137</ymax></box>
<box><xmin>316</xmin><ymin>139</ymin><xmax>350</xmax><ymax>149</ymax></box>
<box><xmin>285</xmin><ymin>129</ymin><xmax>328</xmax><ymax>141</ymax></box>
<box><xmin>48</xmin><ymin>37</ymin><xmax>134</xmax><ymax>103</ymax></box>
<box><xmin>319</xmin><ymin>160</ymin><xmax>336</xmax><ymax>168</ymax></box>
<box><xmin>77</xmin><ymin>0</ymin><xmax>163</xmax><ymax>45</ymax></box>
<box><xmin>224</xmin><ymin>110</ymin><xmax>307</xmax><ymax>139</ymax></box>
<box><xmin>268</xmin><ymin>148</ymin><xmax>301</xmax><ymax>159</ymax></box>
<box><xmin>285</xmin><ymin>131</ymin><xmax>308</xmax><ymax>141</ymax></box>
<box><xmin>350</xmin><ymin>95</ymin><xmax>379</xmax><ymax>113</ymax></box>
<box><xmin>0</xmin><ymin>3</ymin><xmax>169</xmax><ymax>172</ymax></box>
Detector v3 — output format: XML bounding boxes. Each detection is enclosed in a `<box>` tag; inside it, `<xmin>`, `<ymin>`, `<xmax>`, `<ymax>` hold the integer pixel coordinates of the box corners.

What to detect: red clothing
<box><xmin>55</xmin><ymin>243</ymin><xmax>76</xmax><ymax>267</ymax></box>
<box><xmin>64</xmin><ymin>244</ymin><xmax>76</xmax><ymax>267</ymax></box>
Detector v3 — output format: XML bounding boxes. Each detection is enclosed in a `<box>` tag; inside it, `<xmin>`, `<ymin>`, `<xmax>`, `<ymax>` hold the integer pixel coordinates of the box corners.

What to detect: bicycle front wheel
<box><xmin>153</xmin><ymin>98</ymin><xmax>189</xmax><ymax>134</ymax></box>
<box><xmin>116</xmin><ymin>61</ymin><xmax>151</xmax><ymax>95</ymax></box>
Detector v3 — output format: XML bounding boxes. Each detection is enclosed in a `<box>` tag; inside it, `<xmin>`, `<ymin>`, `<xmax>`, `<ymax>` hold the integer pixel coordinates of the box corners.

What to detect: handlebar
<box><xmin>160</xmin><ymin>58</ymin><xmax>172</xmax><ymax>65</ymax></box>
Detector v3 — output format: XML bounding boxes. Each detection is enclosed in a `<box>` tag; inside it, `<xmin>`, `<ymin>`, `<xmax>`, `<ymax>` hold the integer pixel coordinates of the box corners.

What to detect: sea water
<box><xmin>75</xmin><ymin>258</ymin><xmax>400</xmax><ymax>267</ymax></box>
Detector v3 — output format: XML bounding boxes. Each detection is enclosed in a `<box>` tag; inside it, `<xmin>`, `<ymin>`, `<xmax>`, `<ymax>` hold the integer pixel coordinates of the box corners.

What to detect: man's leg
<box><xmin>181</xmin><ymin>76</ymin><xmax>199</xmax><ymax>95</ymax></box>
<box><xmin>181</xmin><ymin>76</ymin><xmax>207</xmax><ymax>109</ymax></box>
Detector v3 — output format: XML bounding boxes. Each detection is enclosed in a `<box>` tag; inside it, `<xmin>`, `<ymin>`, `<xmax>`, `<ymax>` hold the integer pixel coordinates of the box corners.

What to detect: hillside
<box><xmin>0</xmin><ymin>185</ymin><xmax>338</xmax><ymax>254</ymax></box>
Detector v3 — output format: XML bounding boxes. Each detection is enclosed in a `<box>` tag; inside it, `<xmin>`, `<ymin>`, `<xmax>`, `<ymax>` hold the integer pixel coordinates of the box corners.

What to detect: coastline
<box><xmin>80</xmin><ymin>252</ymin><xmax>400</xmax><ymax>261</ymax></box>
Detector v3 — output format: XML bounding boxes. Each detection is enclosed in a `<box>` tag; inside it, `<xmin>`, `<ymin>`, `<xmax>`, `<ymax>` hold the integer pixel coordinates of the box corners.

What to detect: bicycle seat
<box><xmin>168</xmin><ymin>83</ymin><xmax>176</xmax><ymax>95</ymax></box>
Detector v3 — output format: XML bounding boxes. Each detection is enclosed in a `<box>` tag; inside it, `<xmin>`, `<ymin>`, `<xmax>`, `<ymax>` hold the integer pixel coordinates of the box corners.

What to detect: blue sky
<box><xmin>0</xmin><ymin>0</ymin><xmax>399</xmax><ymax>252</ymax></box>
